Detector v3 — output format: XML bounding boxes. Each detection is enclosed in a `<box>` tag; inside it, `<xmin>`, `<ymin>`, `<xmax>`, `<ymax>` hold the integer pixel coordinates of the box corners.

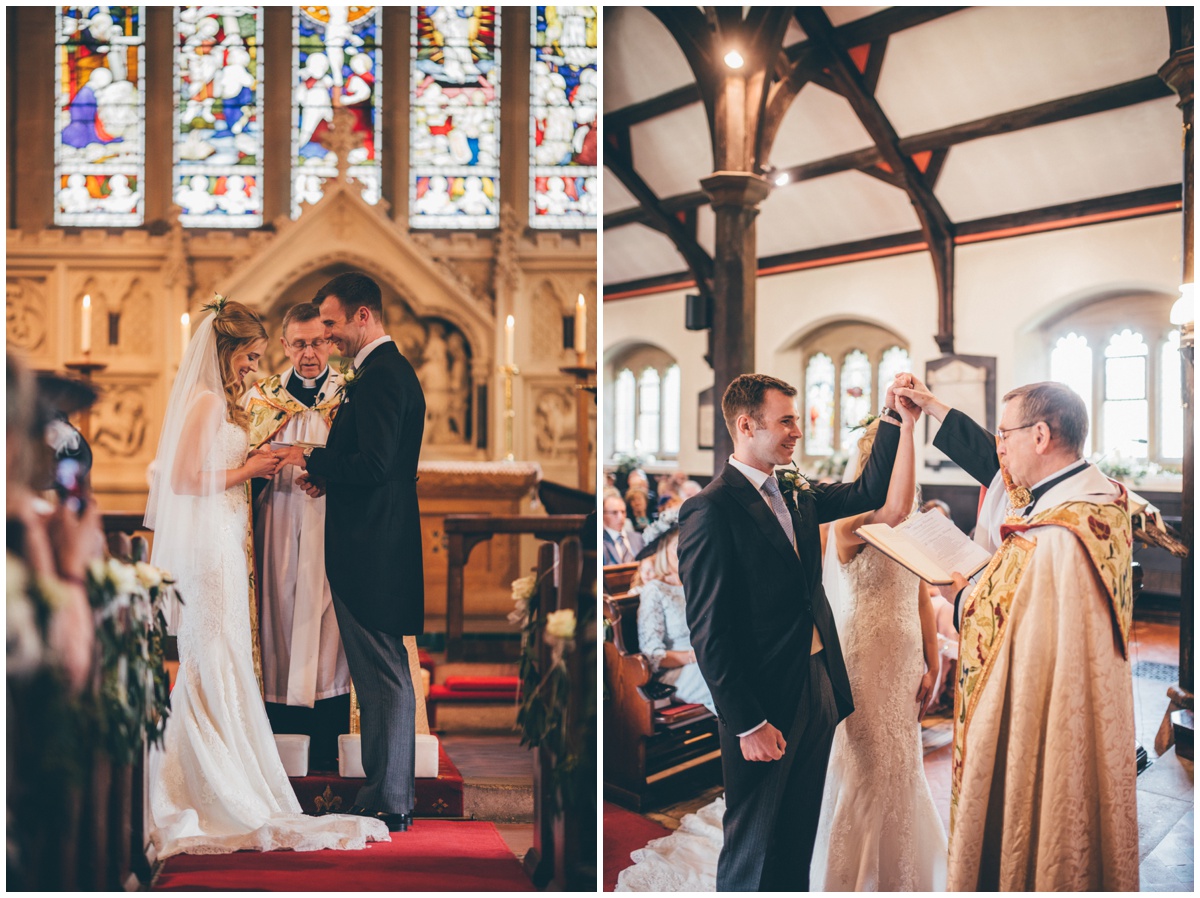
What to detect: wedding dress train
<box><xmin>148</xmin><ymin>417</ymin><xmax>387</xmax><ymax>858</ymax></box>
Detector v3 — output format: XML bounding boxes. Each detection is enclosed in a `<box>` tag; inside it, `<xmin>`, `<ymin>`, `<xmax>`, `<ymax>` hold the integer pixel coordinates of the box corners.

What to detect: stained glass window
<box><xmin>877</xmin><ymin>346</ymin><xmax>911</xmax><ymax>411</ymax></box>
<box><xmin>529</xmin><ymin>6</ymin><xmax>597</xmax><ymax>229</ymax></box>
<box><xmin>805</xmin><ymin>353</ymin><xmax>835</xmax><ymax>456</ymax></box>
<box><xmin>1103</xmin><ymin>329</ymin><xmax>1149</xmax><ymax>460</ymax></box>
<box><xmin>1050</xmin><ymin>332</ymin><xmax>1093</xmax><ymax>455</ymax></box>
<box><xmin>55</xmin><ymin>7</ymin><xmax>146</xmax><ymax>227</ymax></box>
<box><xmin>840</xmin><ymin>350</ymin><xmax>872</xmax><ymax>449</ymax></box>
<box><xmin>662</xmin><ymin>364</ymin><xmax>681</xmax><ymax>456</ymax></box>
<box><xmin>173</xmin><ymin>7</ymin><xmax>263</xmax><ymax>228</ymax></box>
<box><xmin>292</xmin><ymin>6</ymin><xmax>383</xmax><ymax>218</ymax></box>
<box><xmin>637</xmin><ymin>367</ymin><xmax>661</xmax><ymax>456</ymax></box>
<box><xmin>1161</xmin><ymin>330</ymin><xmax>1182</xmax><ymax>459</ymax></box>
<box><xmin>410</xmin><ymin>6</ymin><xmax>501</xmax><ymax>228</ymax></box>
<box><xmin>614</xmin><ymin>368</ymin><xmax>635</xmax><ymax>455</ymax></box>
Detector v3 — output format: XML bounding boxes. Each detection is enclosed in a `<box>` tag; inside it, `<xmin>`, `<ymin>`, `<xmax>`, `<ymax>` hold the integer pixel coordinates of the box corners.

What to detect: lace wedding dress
<box><xmin>148</xmin><ymin>417</ymin><xmax>387</xmax><ymax>858</ymax></box>
<box><xmin>810</xmin><ymin>546</ymin><xmax>947</xmax><ymax>891</ymax></box>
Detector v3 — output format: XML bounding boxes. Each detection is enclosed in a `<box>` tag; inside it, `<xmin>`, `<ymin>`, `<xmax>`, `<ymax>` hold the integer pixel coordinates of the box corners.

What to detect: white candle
<box><xmin>181</xmin><ymin>313</ymin><xmax>191</xmax><ymax>358</ymax></box>
<box><xmin>505</xmin><ymin>315</ymin><xmax>515</xmax><ymax>368</ymax></box>
<box><xmin>81</xmin><ymin>294</ymin><xmax>92</xmax><ymax>354</ymax></box>
<box><xmin>574</xmin><ymin>294</ymin><xmax>587</xmax><ymax>354</ymax></box>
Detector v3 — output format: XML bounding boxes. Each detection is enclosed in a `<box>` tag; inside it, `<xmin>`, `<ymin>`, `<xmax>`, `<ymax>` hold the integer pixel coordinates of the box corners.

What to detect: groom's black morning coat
<box><xmin>307</xmin><ymin>340</ymin><xmax>426</xmax><ymax>636</ymax></box>
<box><xmin>679</xmin><ymin>419</ymin><xmax>900</xmax><ymax>735</ymax></box>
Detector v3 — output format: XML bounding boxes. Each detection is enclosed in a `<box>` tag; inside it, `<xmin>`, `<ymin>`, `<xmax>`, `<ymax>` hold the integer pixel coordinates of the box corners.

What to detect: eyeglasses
<box><xmin>289</xmin><ymin>338</ymin><xmax>328</xmax><ymax>352</ymax></box>
<box><xmin>994</xmin><ymin>422</ymin><xmax>1041</xmax><ymax>443</ymax></box>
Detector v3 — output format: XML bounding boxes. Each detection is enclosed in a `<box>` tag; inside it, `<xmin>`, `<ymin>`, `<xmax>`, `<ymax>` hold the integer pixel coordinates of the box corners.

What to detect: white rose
<box><xmin>134</xmin><ymin>561</ymin><xmax>162</xmax><ymax>589</ymax></box>
<box><xmin>544</xmin><ymin>608</ymin><xmax>576</xmax><ymax>641</ymax></box>
<box><xmin>106</xmin><ymin>558</ymin><xmax>140</xmax><ymax>596</ymax></box>
<box><xmin>511</xmin><ymin>574</ymin><xmax>538</xmax><ymax>603</ymax></box>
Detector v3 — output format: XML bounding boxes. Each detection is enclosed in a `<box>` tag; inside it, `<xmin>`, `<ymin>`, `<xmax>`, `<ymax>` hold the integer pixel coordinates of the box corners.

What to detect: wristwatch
<box><xmin>879</xmin><ymin>406</ymin><xmax>902</xmax><ymax>423</ymax></box>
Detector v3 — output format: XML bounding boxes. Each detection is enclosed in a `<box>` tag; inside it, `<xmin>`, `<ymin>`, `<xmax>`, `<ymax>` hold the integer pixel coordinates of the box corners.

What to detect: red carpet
<box><xmin>603</xmin><ymin>802</ymin><xmax>672</xmax><ymax>892</ymax></box>
<box><xmin>152</xmin><ymin>821</ymin><xmax>532</xmax><ymax>891</ymax></box>
<box><xmin>290</xmin><ymin>743</ymin><xmax>464</xmax><ymax>818</ymax></box>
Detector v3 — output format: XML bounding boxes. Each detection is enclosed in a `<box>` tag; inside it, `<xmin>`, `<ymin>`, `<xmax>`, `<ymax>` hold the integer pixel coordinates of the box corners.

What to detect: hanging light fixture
<box><xmin>724</xmin><ymin>49</ymin><xmax>744</xmax><ymax>69</ymax></box>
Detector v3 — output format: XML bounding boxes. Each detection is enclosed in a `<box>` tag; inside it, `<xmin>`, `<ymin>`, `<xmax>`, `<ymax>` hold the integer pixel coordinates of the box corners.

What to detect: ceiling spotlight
<box><xmin>774</xmin><ymin>172</ymin><xmax>790</xmax><ymax>187</ymax></box>
<box><xmin>724</xmin><ymin>49</ymin><xmax>744</xmax><ymax>69</ymax></box>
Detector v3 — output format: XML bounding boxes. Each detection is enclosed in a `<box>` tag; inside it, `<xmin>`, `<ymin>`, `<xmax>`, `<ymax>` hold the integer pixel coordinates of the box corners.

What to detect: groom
<box><xmin>678</xmin><ymin>374</ymin><xmax>902</xmax><ymax>890</ymax></box>
<box><xmin>276</xmin><ymin>272</ymin><xmax>425</xmax><ymax>832</ymax></box>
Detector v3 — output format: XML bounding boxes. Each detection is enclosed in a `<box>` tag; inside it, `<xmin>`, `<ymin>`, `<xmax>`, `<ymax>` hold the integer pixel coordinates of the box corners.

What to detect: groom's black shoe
<box><xmin>349</xmin><ymin>805</ymin><xmax>413</xmax><ymax>832</ymax></box>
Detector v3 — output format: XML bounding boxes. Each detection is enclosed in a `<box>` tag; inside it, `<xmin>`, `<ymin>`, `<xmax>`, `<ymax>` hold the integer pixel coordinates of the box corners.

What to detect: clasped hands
<box><xmin>245</xmin><ymin>445</ymin><xmax>326</xmax><ymax>498</ymax></box>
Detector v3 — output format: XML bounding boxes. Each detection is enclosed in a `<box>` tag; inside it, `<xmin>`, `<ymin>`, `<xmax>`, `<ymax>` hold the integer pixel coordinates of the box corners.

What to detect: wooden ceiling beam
<box><xmin>606</xmin><ymin>76</ymin><xmax>1170</xmax><ymax>231</ymax></box>
<box><xmin>795</xmin><ymin>6</ymin><xmax>958</xmax><ymax>352</ymax></box>
<box><xmin>604</xmin><ymin>184</ymin><xmax>1182</xmax><ymax>300</ymax></box>
<box><xmin>604</xmin><ymin>148</ymin><xmax>715</xmax><ymax>302</ymax></box>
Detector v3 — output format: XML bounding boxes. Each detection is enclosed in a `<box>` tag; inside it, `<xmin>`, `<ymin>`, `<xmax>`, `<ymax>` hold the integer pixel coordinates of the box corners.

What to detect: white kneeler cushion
<box><xmin>338</xmin><ymin>733</ymin><xmax>439</xmax><ymax>779</ymax></box>
<box><xmin>274</xmin><ymin>734</ymin><xmax>311</xmax><ymax>778</ymax></box>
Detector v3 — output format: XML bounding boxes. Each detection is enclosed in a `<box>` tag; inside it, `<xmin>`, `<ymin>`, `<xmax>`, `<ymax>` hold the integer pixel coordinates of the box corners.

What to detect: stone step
<box><xmin>463</xmin><ymin>776</ymin><xmax>534</xmax><ymax>823</ymax></box>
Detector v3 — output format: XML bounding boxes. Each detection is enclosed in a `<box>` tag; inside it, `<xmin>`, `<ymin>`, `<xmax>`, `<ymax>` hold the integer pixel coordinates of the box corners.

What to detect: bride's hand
<box><xmin>244</xmin><ymin>449</ymin><xmax>279</xmax><ymax>479</ymax></box>
<box><xmin>916</xmin><ymin>667</ymin><xmax>937</xmax><ymax>721</ymax></box>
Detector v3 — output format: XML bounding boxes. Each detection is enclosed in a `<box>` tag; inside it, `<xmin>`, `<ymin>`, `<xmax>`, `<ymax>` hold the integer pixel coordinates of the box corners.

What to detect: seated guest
<box><xmin>625</xmin><ymin>487</ymin><xmax>653</xmax><ymax>532</ymax></box>
<box><xmin>602</xmin><ymin>490</ymin><xmax>642</xmax><ymax>565</ymax></box>
<box><xmin>626</xmin><ymin>468</ymin><xmax>658</xmax><ymax>519</ymax></box>
<box><xmin>635</xmin><ymin>510</ymin><xmax>715</xmax><ymax>713</ymax></box>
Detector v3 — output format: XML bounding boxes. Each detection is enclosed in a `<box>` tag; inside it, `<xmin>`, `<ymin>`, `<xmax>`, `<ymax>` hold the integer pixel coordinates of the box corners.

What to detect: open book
<box><xmin>856</xmin><ymin>510</ymin><xmax>994</xmax><ymax>585</ymax></box>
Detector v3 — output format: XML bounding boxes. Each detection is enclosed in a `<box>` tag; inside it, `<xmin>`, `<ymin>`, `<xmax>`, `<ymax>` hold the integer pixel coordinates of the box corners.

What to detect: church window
<box><xmin>839</xmin><ymin>349</ymin><xmax>873</xmax><ymax>449</ymax></box>
<box><xmin>529</xmin><ymin>6</ymin><xmax>597</xmax><ymax>229</ymax></box>
<box><xmin>55</xmin><ymin>6</ymin><xmax>146</xmax><ymax>227</ymax></box>
<box><xmin>797</xmin><ymin>322</ymin><xmax>910</xmax><ymax>466</ymax></box>
<box><xmin>608</xmin><ymin>345</ymin><xmax>680</xmax><ymax>462</ymax></box>
<box><xmin>613</xmin><ymin>368</ymin><xmax>636</xmax><ymax>456</ymax></box>
<box><xmin>1102</xmin><ymin>329</ymin><xmax>1150</xmax><ymax>461</ymax></box>
<box><xmin>1050</xmin><ymin>332</ymin><xmax>1094</xmax><ymax>456</ymax></box>
<box><xmin>409</xmin><ymin>6</ymin><xmax>501</xmax><ymax>228</ymax></box>
<box><xmin>804</xmin><ymin>353</ymin><xmax>835</xmax><ymax>457</ymax></box>
<box><xmin>173</xmin><ymin>7</ymin><xmax>264</xmax><ymax>228</ymax></box>
<box><xmin>1042</xmin><ymin>294</ymin><xmax>1180</xmax><ymax>469</ymax></box>
<box><xmin>292</xmin><ymin>5</ymin><xmax>383</xmax><ymax>219</ymax></box>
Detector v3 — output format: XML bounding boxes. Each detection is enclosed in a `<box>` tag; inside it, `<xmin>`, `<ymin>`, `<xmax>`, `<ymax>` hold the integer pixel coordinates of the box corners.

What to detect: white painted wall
<box><xmin>603</xmin><ymin>213</ymin><xmax>1185</xmax><ymax>487</ymax></box>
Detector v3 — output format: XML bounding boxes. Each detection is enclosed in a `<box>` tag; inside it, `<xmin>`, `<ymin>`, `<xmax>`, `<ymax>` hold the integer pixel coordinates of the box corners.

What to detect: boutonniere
<box><xmin>776</xmin><ymin>465</ymin><xmax>813</xmax><ymax>507</ymax></box>
<box><xmin>337</xmin><ymin>360</ymin><xmax>359</xmax><ymax>402</ymax></box>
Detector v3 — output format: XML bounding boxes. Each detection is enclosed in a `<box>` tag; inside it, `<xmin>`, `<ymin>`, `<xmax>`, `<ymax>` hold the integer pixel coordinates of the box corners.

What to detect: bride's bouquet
<box><xmin>86</xmin><ymin>557</ymin><xmax>180</xmax><ymax>764</ymax></box>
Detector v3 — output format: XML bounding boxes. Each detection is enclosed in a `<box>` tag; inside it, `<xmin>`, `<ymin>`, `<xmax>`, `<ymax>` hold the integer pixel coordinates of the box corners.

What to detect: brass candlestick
<box><xmin>64</xmin><ymin>354</ymin><xmax>108</xmax><ymax>442</ymax></box>
<box><xmin>560</xmin><ymin>361</ymin><xmax>596</xmax><ymax>491</ymax></box>
<box><xmin>500</xmin><ymin>363</ymin><xmax>519</xmax><ymax>462</ymax></box>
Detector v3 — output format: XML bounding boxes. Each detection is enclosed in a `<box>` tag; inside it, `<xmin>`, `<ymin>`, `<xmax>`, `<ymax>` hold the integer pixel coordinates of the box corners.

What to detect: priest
<box><xmin>245</xmin><ymin>302</ymin><xmax>349</xmax><ymax>769</ymax></box>
<box><xmin>895</xmin><ymin>377</ymin><xmax>1138</xmax><ymax>890</ymax></box>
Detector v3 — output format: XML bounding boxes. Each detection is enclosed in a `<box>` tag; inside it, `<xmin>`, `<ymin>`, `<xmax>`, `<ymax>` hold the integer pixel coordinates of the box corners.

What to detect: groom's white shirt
<box><xmin>354</xmin><ymin>334</ymin><xmax>393</xmax><ymax>368</ymax></box>
<box><xmin>725</xmin><ymin>456</ymin><xmax>824</xmax><ymax>738</ymax></box>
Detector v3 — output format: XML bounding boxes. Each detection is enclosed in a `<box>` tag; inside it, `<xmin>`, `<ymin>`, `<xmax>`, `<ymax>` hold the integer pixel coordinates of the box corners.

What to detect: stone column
<box><xmin>1158</xmin><ymin>35</ymin><xmax>1193</xmax><ymax>757</ymax></box>
<box><xmin>700</xmin><ymin>171</ymin><xmax>771</xmax><ymax>468</ymax></box>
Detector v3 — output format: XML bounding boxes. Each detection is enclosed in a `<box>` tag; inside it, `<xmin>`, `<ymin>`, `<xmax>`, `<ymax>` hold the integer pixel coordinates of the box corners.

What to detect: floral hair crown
<box><xmin>201</xmin><ymin>293</ymin><xmax>229</xmax><ymax>315</ymax></box>
<box><xmin>640</xmin><ymin>507</ymin><xmax>680</xmax><ymax>554</ymax></box>
<box><xmin>847</xmin><ymin>412</ymin><xmax>878</xmax><ymax>433</ymax></box>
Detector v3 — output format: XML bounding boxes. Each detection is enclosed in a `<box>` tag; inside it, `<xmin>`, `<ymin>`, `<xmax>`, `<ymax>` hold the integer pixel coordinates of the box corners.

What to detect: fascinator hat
<box><xmin>635</xmin><ymin>507</ymin><xmax>680</xmax><ymax>561</ymax></box>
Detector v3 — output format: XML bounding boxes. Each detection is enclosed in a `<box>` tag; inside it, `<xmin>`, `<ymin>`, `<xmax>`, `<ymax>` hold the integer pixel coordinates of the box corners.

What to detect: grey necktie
<box><xmin>761</xmin><ymin>476</ymin><xmax>796</xmax><ymax>549</ymax></box>
<box><xmin>619</xmin><ymin>533</ymin><xmax>633</xmax><ymax>563</ymax></box>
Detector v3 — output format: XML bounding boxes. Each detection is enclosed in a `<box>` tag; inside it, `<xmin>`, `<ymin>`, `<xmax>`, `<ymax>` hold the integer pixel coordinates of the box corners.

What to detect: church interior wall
<box><xmin>604</xmin><ymin>211</ymin><xmax>1184</xmax><ymax>492</ymax></box>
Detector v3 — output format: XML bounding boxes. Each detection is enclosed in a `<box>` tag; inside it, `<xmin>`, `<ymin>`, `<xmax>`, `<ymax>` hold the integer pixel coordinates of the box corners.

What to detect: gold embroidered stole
<box><xmin>243</xmin><ymin>373</ymin><xmax>342</xmax><ymax>693</ymax></box>
<box><xmin>950</xmin><ymin>487</ymin><xmax>1133</xmax><ymax>834</ymax></box>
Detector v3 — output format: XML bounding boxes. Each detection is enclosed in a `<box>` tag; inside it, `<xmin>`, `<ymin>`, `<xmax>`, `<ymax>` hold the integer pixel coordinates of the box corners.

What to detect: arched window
<box><xmin>797</xmin><ymin>323</ymin><xmax>910</xmax><ymax>462</ymax></box>
<box><xmin>55</xmin><ymin>7</ymin><xmax>146</xmax><ymax>227</ymax></box>
<box><xmin>608</xmin><ymin>346</ymin><xmax>681</xmax><ymax>462</ymax></box>
<box><xmin>1041</xmin><ymin>293</ymin><xmax>1180</xmax><ymax>468</ymax></box>
<box><xmin>529</xmin><ymin>6</ymin><xmax>597</xmax><ymax>229</ymax></box>
<box><xmin>174</xmin><ymin>7</ymin><xmax>264</xmax><ymax>227</ymax></box>
<box><xmin>292</xmin><ymin>6</ymin><xmax>383</xmax><ymax>218</ymax></box>
<box><xmin>409</xmin><ymin>6</ymin><xmax>501</xmax><ymax>228</ymax></box>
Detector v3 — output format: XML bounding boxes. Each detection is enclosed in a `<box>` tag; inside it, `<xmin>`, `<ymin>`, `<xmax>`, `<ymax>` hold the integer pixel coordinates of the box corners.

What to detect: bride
<box><xmin>616</xmin><ymin>400</ymin><xmax>945</xmax><ymax>892</ymax></box>
<box><xmin>809</xmin><ymin>415</ymin><xmax>947</xmax><ymax>890</ymax></box>
<box><xmin>144</xmin><ymin>299</ymin><xmax>388</xmax><ymax>858</ymax></box>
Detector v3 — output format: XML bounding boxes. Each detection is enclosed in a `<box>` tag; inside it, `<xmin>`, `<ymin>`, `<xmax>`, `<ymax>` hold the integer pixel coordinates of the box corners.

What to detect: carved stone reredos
<box><xmin>213</xmin><ymin>180</ymin><xmax>495</xmax><ymax>368</ymax></box>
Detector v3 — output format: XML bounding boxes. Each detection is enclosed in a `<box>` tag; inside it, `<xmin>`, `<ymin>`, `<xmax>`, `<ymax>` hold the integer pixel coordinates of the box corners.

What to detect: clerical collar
<box><xmin>1025</xmin><ymin>460</ymin><xmax>1089</xmax><ymax>512</ymax></box>
<box><xmin>294</xmin><ymin>366</ymin><xmax>330</xmax><ymax>391</ymax></box>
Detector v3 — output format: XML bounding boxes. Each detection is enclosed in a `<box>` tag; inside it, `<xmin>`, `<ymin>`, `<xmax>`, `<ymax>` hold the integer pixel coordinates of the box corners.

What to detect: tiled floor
<box><xmin>634</xmin><ymin>619</ymin><xmax>1192</xmax><ymax>891</ymax></box>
